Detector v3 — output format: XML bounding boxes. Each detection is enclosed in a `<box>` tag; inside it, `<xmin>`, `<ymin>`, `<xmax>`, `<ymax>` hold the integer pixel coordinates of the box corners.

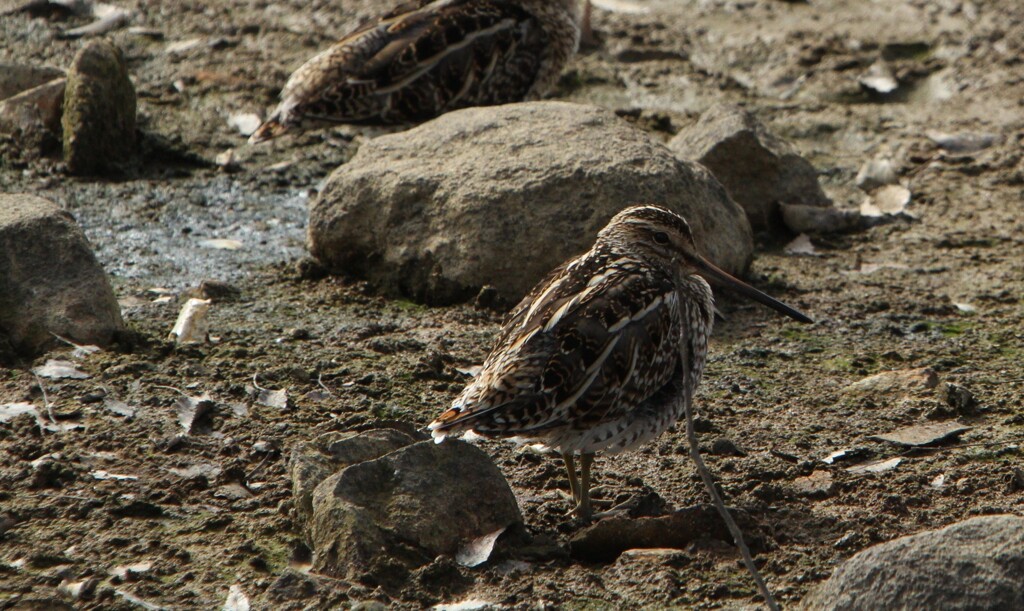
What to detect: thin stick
<box><xmin>684</xmin><ymin>399</ymin><xmax>779</xmax><ymax>611</ymax></box>
<box><xmin>152</xmin><ymin>384</ymin><xmax>188</xmax><ymax>397</ymax></box>
<box><xmin>681</xmin><ymin>338</ymin><xmax>778</xmax><ymax>610</ymax></box>
<box><xmin>316</xmin><ymin>371</ymin><xmax>336</xmax><ymax>396</ymax></box>
<box><xmin>32</xmin><ymin>373</ymin><xmax>58</xmax><ymax>431</ymax></box>
<box><xmin>251</xmin><ymin>372</ymin><xmax>266</xmax><ymax>392</ymax></box>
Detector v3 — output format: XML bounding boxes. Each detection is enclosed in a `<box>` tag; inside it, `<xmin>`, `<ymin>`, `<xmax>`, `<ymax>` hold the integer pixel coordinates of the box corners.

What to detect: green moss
<box><xmin>389</xmin><ymin>298</ymin><xmax>428</xmax><ymax>313</ymax></box>
<box><xmin>938</xmin><ymin>321</ymin><xmax>975</xmax><ymax>337</ymax></box>
<box><xmin>821</xmin><ymin>355</ymin><xmax>854</xmax><ymax>372</ymax></box>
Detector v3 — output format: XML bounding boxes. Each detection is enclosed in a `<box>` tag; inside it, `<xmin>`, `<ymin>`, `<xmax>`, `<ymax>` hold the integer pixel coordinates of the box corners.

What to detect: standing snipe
<box><xmin>249</xmin><ymin>0</ymin><xmax>582</xmax><ymax>143</ymax></box>
<box><xmin>430</xmin><ymin>205</ymin><xmax>812</xmax><ymax>520</ymax></box>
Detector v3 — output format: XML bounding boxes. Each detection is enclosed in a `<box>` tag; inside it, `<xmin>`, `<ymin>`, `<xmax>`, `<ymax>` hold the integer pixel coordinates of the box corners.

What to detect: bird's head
<box><xmin>599</xmin><ymin>205</ymin><xmax>813</xmax><ymax>323</ymax></box>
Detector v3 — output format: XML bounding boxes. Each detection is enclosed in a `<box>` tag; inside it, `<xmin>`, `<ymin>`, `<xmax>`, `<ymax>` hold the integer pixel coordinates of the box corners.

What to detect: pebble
<box><xmin>855</xmin><ymin>158</ymin><xmax>898</xmax><ymax>192</ymax></box>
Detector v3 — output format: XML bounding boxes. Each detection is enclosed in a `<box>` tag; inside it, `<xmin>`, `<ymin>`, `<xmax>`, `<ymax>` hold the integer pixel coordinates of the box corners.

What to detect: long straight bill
<box><xmin>693</xmin><ymin>256</ymin><xmax>813</xmax><ymax>324</ymax></box>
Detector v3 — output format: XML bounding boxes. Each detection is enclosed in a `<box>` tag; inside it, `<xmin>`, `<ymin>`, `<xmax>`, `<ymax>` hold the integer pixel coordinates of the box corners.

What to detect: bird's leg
<box><xmin>576</xmin><ymin>453</ymin><xmax>595</xmax><ymax>521</ymax></box>
<box><xmin>561</xmin><ymin>452</ymin><xmax>581</xmax><ymax>506</ymax></box>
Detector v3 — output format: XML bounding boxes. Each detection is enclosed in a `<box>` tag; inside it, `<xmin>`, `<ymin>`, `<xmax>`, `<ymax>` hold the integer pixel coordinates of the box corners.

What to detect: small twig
<box><xmin>685</xmin><ymin>400</ymin><xmax>780</xmax><ymax>611</ymax></box>
<box><xmin>152</xmin><ymin>384</ymin><xmax>188</xmax><ymax>397</ymax></box>
<box><xmin>316</xmin><ymin>371</ymin><xmax>336</xmax><ymax>396</ymax></box>
<box><xmin>251</xmin><ymin>372</ymin><xmax>266</xmax><ymax>392</ymax></box>
<box><xmin>244</xmin><ymin>452</ymin><xmax>274</xmax><ymax>483</ymax></box>
<box><xmin>682</xmin><ymin>340</ymin><xmax>779</xmax><ymax>611</ymax></box>
<box><xmin>32</xmin><ymin>373</ymin><xmax>58</xmax><ymax>431</ymax></box>
<box><xmin>50</xmin><ymin>332</ymin><xmax>79</xmax><ymax>348</ymax></box>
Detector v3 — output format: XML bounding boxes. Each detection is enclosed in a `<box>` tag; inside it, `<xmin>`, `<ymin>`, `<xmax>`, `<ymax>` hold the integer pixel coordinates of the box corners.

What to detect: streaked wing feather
<box><xmin>435</xmin><ymin>252</ymin><xmax>680</xmax><ymax>436</ymax></box>
<box><xmin>283</xmin><ymin>0</ymin><xmax>544</xmax><ymax>123</ymax></box>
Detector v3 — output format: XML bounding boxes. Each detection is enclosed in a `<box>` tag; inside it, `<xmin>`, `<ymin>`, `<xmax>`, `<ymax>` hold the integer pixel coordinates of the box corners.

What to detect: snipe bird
<box><xmin>249</xmin><ymin>0</ymin><xmax>583</xmax><ymax>143</ymax></box>
<box><xmin>430</xmin><ymin>205</ymin><xmax>812</xmax><ymax>520</ymax></box>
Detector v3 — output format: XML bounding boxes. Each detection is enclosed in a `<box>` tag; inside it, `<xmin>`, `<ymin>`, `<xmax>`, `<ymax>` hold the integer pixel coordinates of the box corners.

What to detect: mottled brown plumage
<box><xmin>250</xmin><ymin>0</ymin><xmax>581</xmax><ymax>143</ymax></box>
<box><xmin>430</xmin><ymin>205</ymin><xmax>811</xmax><ymax>519</ymax></box>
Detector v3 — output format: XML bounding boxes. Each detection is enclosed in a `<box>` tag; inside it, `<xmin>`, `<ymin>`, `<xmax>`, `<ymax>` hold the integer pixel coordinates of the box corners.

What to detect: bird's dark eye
<box><xmin>653</xmin><ymin>231</ymin><xmax>670</xmax><ymax>245</ymax></box>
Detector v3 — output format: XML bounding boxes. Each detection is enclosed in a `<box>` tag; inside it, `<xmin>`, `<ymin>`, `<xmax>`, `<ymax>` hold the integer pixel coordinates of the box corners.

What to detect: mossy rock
<box><xmin>62</xmin><ymin>38</ymin><xmax>137</xmax><ymax>175</ymax></box>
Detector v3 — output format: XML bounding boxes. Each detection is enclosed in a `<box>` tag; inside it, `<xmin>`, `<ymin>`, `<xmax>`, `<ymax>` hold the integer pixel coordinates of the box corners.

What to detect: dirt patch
<box><xmin>2</xmin><ymin>0</ymin><xmax>1023</xmax><ymax>608</ymax></box>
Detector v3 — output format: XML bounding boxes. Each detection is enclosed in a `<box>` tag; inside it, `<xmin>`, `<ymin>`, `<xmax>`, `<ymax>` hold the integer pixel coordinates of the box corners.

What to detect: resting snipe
<box><xmin>430</xmin><ymin>205</ymin><xmax>812</xmax><ymax>520</ymax></box>
<box><xmin>250</xmin><ymin>0</ymin><xmax>583</xmax><ymax>143</ymax></box>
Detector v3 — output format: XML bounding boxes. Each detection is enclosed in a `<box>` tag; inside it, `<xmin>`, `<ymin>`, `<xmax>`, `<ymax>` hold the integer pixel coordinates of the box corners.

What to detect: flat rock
<box><xmin>855</xmin><ymin>158</ymin><xmax>898</xmax><ymax>192</ymax></box>
<box><xmin>62</xmin><ymin>39</ymin><xmax>137</xmax><ymax>175</ymax></box>
<box><xmin>860</xmin><ymin>184</ymin><xmax>911</xmax><ymax>218</ymax></box>
<box><xmin>669</xmin><ymin>105</ymin><xmax>831</xmax><ymax>233</ymax></box>
<box><xmin>0</xmin><ymin>63</ymin><xmax>64</xmax><ymax>100</ymax></box>
<box><xmin>309</xmin><ymin>101</ymin><xmax>753</xmax><ymax>306</ymax></box>
<box><xmin>800</xmin><ymin>515</ymin><xmax>1024</xmax><ymax>610</ymax></box>
<box><xmin>569</xmin><ymin>505</ymin><xmax>735</xmax><ymax>562</ymax></box>
<box><xmin>869</xmin><ymin>422</ymin><xmax>970</xmax><ymax>447</ymax></box>
<box><xmin>307</xmin><ymin>439</ymin><xmax>521</xmax><ymax>581</ymax></box>
<box><xmin>842</xmin><ymin>368</ymin><xmax>938</xmax><ymax>396</ymax></box>
<box><xmin>0</xmin><ymin>78</ymin><xmax>66</xmax><ymax>144</ymax></box>
<box><xmin>791</xmin><ymin>471</ymin><xmax>835</xmax><ymax>499</ymax></box>
<box><xmin>780</xmin><ymin>203</ymin><xmax>866</xmax><ymax>235</ymax></box>
<box><xmin>0</xmin><ymin>194</ymin><xmax>125</xmax><ymax>362</ymax></box>
<box><xmin>289</xmin><ymin>427</ymin><xmax>418</xmax><ymax>527</ymax></box>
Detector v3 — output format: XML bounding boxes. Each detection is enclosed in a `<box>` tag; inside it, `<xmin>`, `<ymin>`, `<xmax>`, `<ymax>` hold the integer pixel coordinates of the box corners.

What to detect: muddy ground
<box><xmin>2</xmin><ymin>0</ymin><xmax>1024</xmax><ymax>608</ymax></box>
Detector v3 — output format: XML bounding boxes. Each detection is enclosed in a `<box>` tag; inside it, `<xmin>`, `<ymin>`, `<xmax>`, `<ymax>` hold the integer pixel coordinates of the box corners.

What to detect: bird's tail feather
<box><xmin>248</xmin><ymin>117</ymin><xmax>289</xmax><ymax>144</ymax></box>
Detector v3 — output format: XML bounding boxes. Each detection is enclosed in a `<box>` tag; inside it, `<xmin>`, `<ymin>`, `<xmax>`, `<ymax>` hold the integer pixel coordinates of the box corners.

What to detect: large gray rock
<box><xmin>307</xmin><ymin>439</ymin><xmax>521</xmax><ymax>581</ymax></box>
<box><xmin>0</xmin><ymin>194</ymin><xmax>125</xmax><ymax>362</ymax></box>
<box><xmin>309</xmin><ymin>101</ymin><xmax>753</xmax><ymax>306</ymax></box>
<box><xmin>801</xmin><ymin>515</ymin><xmax>1024</xmax><ymax>610</ymax></box>
<box><xmin>62</xmin><ymin>39</ymin><xmax>136</xmax><ymax>175</ymax></box>
<box><xmin>670</xmin><ymin>105</ymin><xmax>831</xmax><ymax>233</ymax></box>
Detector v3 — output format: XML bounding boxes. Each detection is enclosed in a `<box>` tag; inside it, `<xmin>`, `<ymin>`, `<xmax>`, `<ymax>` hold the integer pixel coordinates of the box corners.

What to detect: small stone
<box><xmin>927</xmin><ymin>131</ymin><xmax>1000</xmax><ymax>153</ymax></box>
<box><xmin>780</xmin><ymin>203</ymin><xmax>865</xmax><ymax>234</ymax></box>
<box><xmin>252</xmin><ymin>440</ymin><xmax>275</xmax><ymax>454</ymax></box>
<box><xmin>833</xmin><ymin>531</ymin><xmax>862</xmax><ymax>550</ymax></box>
<box><xmin>784</xmin><ymin>233</ymin><xmax>819</xmax><ymax>256</ymax></box>
<box><xmin>165</xmin><ymin>38</ymin><xmax>203</xmax><ymax>55</ymax></box>
<box><xmin>287</xmin><ymin>328</ymin><xmax>311</xmax><ymax>340</ymax></box>
<box><xmin>870</xmin><ymin>422</ymin><xmax>970</xmax><ymax>447</ymax></box>
<box><xmin>306</xmin><ymin>440</ymin><xmax>521</xmax><ymax>581</ymax></box>
<box><xmin>0</xmin><ymin>63</ymin><xmax>64</xmax><ymax>100</ymax></box>
<box><xmin>58</xmin><ymin>577</ymin><xmax>98</xmax><ymax>600</ymax></box>
<box><xmin>669</xmin><ymin>104</ymin><xmax>832</xmax><ymax>232</ymax></box>
<box><xmin>215</xmin><ymin>483</ymin><xmax>253</xmax><ymax>500</ymax></box>
<box><xmin>617</xmin><ymin>548</ymin><xmax>688</xmax><ymax>562</ymax></box>
<box><xmin>215</xmin><ymin>148</ymin><xmax>240</xmax><ymax>171</ymax></box>
<box><xmin>842</xmin><ymin>368</ymin><xmax>938</xmax><ymax>396</ymax></box>
<box><xmin>289</xmin><ymin>428</ymin><xmax>418</xmax><ymax>527</ymax></box>
<box><xmin>195</xmin><ymin>279</ymin><xmax>242</xmax><ymax>302</ymax></box>
<box><xmin>0</xmin><ymin>77</ymin><xmax>66</xmax><ymax>144</ymax></box>
<box><xmin>861</xmin><ymin>185</ymin><xmax>911</xmax><ymax>218</ymax></box>
<box><xmin>846</xmin><ymin>457</ymin><xmax>902</xmax><ymax>475</ymax></box>
<box><xmin>569</xmin><ymin>505</ymin><xmax>734</xmax><ymax>561</ymax></box>
<box><xmin>855</xmin><ymin>158</ymin><xmax>898</xmax><ymax>192</ymax></box>
<box><xmin>791</xmin><ymin>471</ymin><xmax>835</xmax><ymax>499</ymax></box>
<box><xmin>227</xmin><ymin>113</ymin><xmax>262</xmax><ymax>137</ymax></box>
<box><xmin>62</xmin><ymin>39</ymin><xmax>137</xmax><ymax>175</ymax></box>
<box><xmin>859</xmin><ymin>61</ymin><xmax>899</xmax><ymax>95</ymax></box>
<box><xmin>710</xmin><ymin>438</ymin><xmax>745</xmax><ymax>456</ymax></box>
<box><xmin>939</xmin><ymin>383</ymin><xmax>977</xmax><ymax>415</ymax></box>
